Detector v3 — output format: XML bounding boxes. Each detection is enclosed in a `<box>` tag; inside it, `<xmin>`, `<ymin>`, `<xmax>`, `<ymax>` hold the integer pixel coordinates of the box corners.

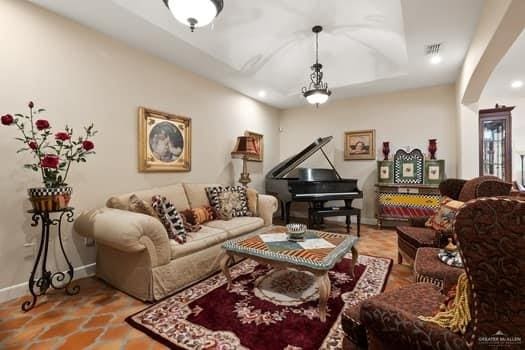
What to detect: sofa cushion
<box><xmin>113</xmin><ymin>184</ymin><xmax>190</xmax><ymax>211</ymax></box>
<box><xmin>170</xmin><ymin>226</ymin><xmax>228</xmax><ymax>260</ymax></box>
<box><xmin>204</xmin><ymin>217</ymin><xmax>264</xmax><ymax>238</ymax></box>
<box><xmin>183</xmin><ymin>183</ymin><xmax>219</xmax><ymax>208</ymax></box>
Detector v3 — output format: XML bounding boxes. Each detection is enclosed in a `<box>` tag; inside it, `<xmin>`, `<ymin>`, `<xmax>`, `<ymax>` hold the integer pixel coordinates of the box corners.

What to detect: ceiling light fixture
<box><xmin>430</xmin><ymin>55</ymin><xmax>442</xmax><ymax>65</ymax></box>
<box><xmin>162</xmin><ymin>0</ymin><xmax>224</xmax><ymax>32</ymax></box>
<box><xmin>511</xmin><ymin>80</ymin><xmax>523</xmax><ymax>89</ymax></box>
<box><xmin>258</xmin><ymin>90</ymin><xmax>267</xmax><ymax>98</ymax></box>
<box><xmin>301</xmin><ymin>26</ymin><xmax>332</xmax><ymax>107</ymax></box>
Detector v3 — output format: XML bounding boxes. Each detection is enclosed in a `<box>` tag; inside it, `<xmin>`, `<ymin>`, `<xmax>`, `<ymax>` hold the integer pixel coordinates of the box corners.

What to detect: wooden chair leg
<box><xmin>345</xmin><ymin>216</ymin><xmax>350</xmax><ymax>233</ymax></box>
<box><xmin>398</xmin><ymin>251</ymin><xmax>403</xmax><ymax>264</ymax></box>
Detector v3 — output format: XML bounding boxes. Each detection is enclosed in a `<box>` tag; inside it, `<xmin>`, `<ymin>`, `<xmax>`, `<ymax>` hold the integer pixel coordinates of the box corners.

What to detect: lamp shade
<box><xmin>231</xmin><ymin>136</ymin><xmax>259</xmax><ymax>158</ymax></box>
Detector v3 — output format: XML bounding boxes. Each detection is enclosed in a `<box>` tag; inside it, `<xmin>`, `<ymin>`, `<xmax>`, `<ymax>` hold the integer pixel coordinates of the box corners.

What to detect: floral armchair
<box><xmin>355</xmin><ymin>197</ymin><xmax>525</xmax><ymax>349</ymax></box>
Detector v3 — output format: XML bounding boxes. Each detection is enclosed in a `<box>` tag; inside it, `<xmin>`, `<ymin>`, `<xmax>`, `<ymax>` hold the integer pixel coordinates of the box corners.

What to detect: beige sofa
<box><xmin>74</xmin><ymin>183</ymin><xmax>278</xmax><ymax>301</ymax></box>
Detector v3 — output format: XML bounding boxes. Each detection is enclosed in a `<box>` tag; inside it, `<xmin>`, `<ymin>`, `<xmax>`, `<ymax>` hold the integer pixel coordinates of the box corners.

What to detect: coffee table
<box><xmin>220</xmin><ymin>226</ymin><xmax>358</xmax><ymax>322</ymax></box>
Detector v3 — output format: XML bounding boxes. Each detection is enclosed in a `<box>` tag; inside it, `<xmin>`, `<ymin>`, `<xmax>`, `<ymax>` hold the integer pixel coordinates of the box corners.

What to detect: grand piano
<box><xmin>265</xmin><ymin>136</ymin><xmax>363</xmax><ymax>223</ymax></box>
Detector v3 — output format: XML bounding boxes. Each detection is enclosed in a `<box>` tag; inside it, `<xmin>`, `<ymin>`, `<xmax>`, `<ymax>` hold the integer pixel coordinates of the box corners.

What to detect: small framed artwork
<box><xmin>425</xmin><ymin>160</ymin><xmax>445</xmax><ymax>185</ymax></box>
<box><xmin>244</xmin><ymin>130</ymin><xmax>263</xmax><ymax>162</ymax></box>
<box><xmin>138</xmin><ymin>107</ymin><xmax>191</xmax><ymax>172</ymax></box>
<box><xmin>344</xmin><ymin>129</ymin><xmax>376</xmax><ymax>160</ymax></box>
<box><xmin>377</xmin><ymin>160</ymin><xmax>393</xmax><ymax>183</ymax></box>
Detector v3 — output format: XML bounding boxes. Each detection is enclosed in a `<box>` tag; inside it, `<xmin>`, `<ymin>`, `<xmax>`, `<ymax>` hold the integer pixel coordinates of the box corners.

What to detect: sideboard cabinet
<box><xmin>375</xmin><ymin>183</ymin><xmax>441</xmax><ymax>228</ymax></box>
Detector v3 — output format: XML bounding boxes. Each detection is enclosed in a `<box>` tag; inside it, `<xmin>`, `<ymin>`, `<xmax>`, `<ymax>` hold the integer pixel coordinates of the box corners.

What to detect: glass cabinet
<box><xmin>479</xmin><ymin>105</ymin><xmax>513</xmax><ymax>182</ymax></box>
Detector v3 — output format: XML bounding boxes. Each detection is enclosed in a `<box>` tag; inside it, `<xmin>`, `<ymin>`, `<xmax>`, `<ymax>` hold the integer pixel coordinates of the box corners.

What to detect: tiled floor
<box><xmin>0</xmin><ymin>223</ymin><xmax>413</xmax><ymax>349</ymax></box>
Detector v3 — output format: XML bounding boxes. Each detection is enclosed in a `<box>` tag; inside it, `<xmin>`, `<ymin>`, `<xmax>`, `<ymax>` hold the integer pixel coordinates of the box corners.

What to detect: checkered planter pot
<box><xmin>28</xmin><ymin>187</ymin><xmax>73</xmax><ymax>212</ymax></box>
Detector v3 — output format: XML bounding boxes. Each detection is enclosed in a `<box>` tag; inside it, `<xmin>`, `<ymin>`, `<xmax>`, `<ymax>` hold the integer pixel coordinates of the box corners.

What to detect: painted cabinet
<box><xmin>375</xmin><ymin>184</ymin><xmax>441</xmax><ymax>228</ymax></box>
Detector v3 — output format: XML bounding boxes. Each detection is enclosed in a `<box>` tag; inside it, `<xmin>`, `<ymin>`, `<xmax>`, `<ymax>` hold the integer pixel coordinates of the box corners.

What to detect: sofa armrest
<box><xmin>74</xmin><ymin>208</ymin><xmax>171</xmax><ymax>267</ymax></box>
<box><xmin>258</xmin><ymin>194</ymin><xmax>278</xmax><ymax>226</ymax></box>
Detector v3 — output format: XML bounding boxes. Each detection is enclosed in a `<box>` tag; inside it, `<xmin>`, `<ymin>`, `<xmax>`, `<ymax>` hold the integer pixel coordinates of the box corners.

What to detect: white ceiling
<box><xmin>29</xmin><ymin>0</ymin><xmax>485</xmax><ymax>109</ymax></box>
<box><xmin>482</xmin><ymin>29</ymin><xmax>525</xmax><ymax>99</ymax></box>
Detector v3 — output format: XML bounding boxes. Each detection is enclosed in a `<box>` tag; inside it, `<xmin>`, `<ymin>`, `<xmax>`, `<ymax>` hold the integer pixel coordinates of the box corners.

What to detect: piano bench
<box><xmin>308</xmin><ymin>206</ymin><xmax>361</xmax><ymax>236</ymax></box>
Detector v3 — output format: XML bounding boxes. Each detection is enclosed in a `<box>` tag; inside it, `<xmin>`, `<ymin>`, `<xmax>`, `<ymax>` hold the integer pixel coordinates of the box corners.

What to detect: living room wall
<box><xmin>279</xmin><ymin>84</ymin><xmax>458</xmax><ymax>224</ymax></box>
<box><xmin>0</xmin><ymin>0</ymin><xmax>280</xmax><ymax>294</ymax></box>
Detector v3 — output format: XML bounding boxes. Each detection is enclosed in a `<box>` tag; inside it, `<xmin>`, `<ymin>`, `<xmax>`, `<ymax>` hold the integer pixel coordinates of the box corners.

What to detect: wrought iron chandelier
<box><xmin>162</xmin><ymin>0</ymin><xmax>224</xmax><ymax>32</ymax></box>
<box><xmin>302</xmin><ymin>26</ymin><xmax>332</xmax><ymax>106</ymax></box>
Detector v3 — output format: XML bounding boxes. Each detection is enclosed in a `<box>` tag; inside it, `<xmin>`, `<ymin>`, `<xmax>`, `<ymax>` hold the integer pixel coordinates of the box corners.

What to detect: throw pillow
<box><xmin>246</xmin><ymin>188</ymin><xmax>258</xmax><ymax>216</ymax></box>
<box><xmin>106</xmin><ymin>196</ymin><xmax>129</xmax><ymax>210</ymax></box>
<box><xmin>180</xmin><ymin>206</ymin><xmax>217</xmax><ymax>225</ymax></box>
<box><xmin>206</xmin><ymin>186</ymin><xmax>251</xmax><ymax>219</ymax></box>
<box><xmin>178</xmin><ymin>212</ymin><xmax>201</xmax><ymax>233</ymax></box>
<box><xmin>151</xmin><ymin>195</ymin><xmax>187</xmax><ymax>244</ymax></box>
<box><xmin>425</xmin><ymin>197</ymin><xmax>464</xmax><ymax>233</ymax></box>
<box><xmin>128</xmin><ymin>194</ymin><xmax>159</xmax><ymax>219</ymax></box>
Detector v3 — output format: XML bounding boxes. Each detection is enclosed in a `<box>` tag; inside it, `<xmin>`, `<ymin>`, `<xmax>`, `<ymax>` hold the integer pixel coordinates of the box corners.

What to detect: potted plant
<box><xmin>1</xmin><ymin>101</ymin><xmax>98</xmax><ymax>211</ymax></box>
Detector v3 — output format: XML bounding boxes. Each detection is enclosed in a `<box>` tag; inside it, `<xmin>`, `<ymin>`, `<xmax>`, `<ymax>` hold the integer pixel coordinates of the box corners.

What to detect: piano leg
<box><xmin>280</xmin><ymin>200</ymin><xmax>285</xmax><ymax>221</ymax></box>
<box><xmin>285</xmin><ymin>201</ymin><xmax>292</xmax><ymax>224</ymax></box>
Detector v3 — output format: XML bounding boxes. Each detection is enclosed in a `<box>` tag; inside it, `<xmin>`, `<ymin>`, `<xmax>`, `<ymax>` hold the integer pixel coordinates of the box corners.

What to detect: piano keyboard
<box><xmin>294</xmin><ymin>192</ymin><xmax>360</xmax><ymax>198</ymax></box>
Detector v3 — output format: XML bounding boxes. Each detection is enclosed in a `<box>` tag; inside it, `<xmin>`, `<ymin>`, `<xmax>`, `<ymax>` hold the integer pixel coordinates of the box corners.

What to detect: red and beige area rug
<box><xmin>127</xmin><ymin>254</ymin><xmax>392</xmax><ymax>350</ymax></box>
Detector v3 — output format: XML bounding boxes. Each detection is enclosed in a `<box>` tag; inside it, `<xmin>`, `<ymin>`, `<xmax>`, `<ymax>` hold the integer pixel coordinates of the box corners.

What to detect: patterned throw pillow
<box><xmin>151</xmin><ymin>195</ymin><xmax>186</xmax><ymax>244</ymax></box>
<box><xmin>425</xmin><ymin>197</ymin><xmax>465</xmax><ymax>233</ymax></box>
<box><xmin>180</xmin><ymin>206</ymin><xmax>217</xmax><ymax>225</ymax></box>
<box><xmin>128</xmin><ymin>194</ymin><xmax>159</xmax><ymax>219</ymax></box>
<box><xmin>205</xmin><ymin>186</ymin><xmax>251</xmax><ymax>219</ymax></box>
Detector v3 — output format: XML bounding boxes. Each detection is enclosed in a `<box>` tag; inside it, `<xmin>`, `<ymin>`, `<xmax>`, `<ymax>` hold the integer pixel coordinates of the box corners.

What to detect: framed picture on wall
<box><xmin>344</xmin><ymin>129</ymin><xmax>376</xmax><ymax>160</ymax></box>
<box><xmin>244</xmin><ymin>130</ymin><xmax>263</xmax><ymax>162</ymax></box>
<box><xmin>138</xmin><ymin>107</ymin><xmax>191</xmax><ymax>172</ymax></box>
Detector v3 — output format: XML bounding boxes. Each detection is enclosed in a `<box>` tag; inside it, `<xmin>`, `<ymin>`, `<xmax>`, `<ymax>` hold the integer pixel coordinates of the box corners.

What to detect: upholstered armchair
<box><xmin>396</xmin><ymin>176</ymin><xmax>512</xmax><ymax>264</ymax></box>
<box><xmin>353</xmin><ymin>197</ymin><xmax>525</xmax><ymax>350</ymax></box>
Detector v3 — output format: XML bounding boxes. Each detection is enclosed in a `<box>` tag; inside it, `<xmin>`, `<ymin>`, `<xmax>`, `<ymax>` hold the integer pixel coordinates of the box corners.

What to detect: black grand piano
<box><xmin>265</xmin><ymin>136</ymin><xmax>363</xmax><ymax>223</ymax></box>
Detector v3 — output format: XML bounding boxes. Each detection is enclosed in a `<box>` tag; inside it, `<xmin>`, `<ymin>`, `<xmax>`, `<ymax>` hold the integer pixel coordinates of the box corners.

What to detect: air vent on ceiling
<box><xmin>425</xmin><ymin>43</ymin><xmax>442</xmax><ymax>56</ymax></box>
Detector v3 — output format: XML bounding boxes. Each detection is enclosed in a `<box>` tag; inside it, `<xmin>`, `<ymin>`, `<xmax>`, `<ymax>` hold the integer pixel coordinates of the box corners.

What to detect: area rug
<box><xmin>127</xmin><ymin>254</ymin><xmax>392</xmax><ymax>350</ymax></box>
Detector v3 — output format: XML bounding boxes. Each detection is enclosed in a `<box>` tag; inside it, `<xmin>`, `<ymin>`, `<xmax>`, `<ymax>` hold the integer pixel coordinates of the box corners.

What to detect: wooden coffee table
<box><xmin>220</xmin><ymin>226</ymin><xmax>358</xmax><ymax>322</ymax></box>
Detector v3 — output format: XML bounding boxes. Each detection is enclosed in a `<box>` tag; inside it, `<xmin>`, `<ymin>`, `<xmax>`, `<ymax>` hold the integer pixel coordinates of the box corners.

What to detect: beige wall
<box><xmin>279</xmin><ymin>84</ymin><xmax>458</xmax><ymax>223</ymax></box>
<box><xmin>0</xmin><ymin>0</ymin><xmax>280</xmax><ymax>290</ymax></box>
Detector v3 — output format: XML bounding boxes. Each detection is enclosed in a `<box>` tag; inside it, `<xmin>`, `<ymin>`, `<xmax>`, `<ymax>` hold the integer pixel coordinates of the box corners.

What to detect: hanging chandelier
<box><xmin>162</xmin><ymin>0</ymin><xmax>224</xmax><ymax>32</ymax></box>
<box><xmin>301</xmin><ymin>26</ymin><xmax>332</xmax><ymax>106</ymax></box>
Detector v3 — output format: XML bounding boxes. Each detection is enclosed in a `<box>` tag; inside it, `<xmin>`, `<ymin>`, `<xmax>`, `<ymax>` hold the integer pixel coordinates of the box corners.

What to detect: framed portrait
<box><xmin>344</xmin><ymin>129</ymin><xmax>376</xmax><ymax>160</ymax></box>
<box><xmin>244</xmin><ymin>130</ymin><xmax>263</xmax><ymax>162</ymax></box>
<box><xmin>138</xmin><ymin>107</ymin><xmax>191</xmax><ymax>172</ymax></box>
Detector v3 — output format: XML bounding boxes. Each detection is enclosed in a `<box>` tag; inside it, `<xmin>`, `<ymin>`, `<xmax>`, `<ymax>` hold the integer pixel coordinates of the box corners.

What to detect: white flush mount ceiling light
<box><xmin>302</xmin><ymin>26</ymin><xmax>332</xmax><ymax>107</ymax></box>
<box><xmin>426</xmin><ymin>43</ymin><xmax>442</xmax><ymax>65</ymax></box>
<box><xmin>511</xmin><ymin>80</ymin><xmax>523</xmax><ymax>89</ymax></box>
<box><xmin>258</xmin><ymin>90</ymin><xmax>267</xmax><ymax>98</ymax></box>
<box><xmin>162</xmin><ymin>0</ymin><xmax>224</xmax><ymax>32</ymax></box>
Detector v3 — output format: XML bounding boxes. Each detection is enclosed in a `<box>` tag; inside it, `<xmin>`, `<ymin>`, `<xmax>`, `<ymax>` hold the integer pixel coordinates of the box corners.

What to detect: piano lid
<box><xmin>269</xmin><ymin>136</ymin><xmax>334</xmax><ymax>179</ymax></box>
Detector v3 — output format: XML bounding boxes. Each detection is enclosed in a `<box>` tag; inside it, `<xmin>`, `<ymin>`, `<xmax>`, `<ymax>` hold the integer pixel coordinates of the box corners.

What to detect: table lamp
<box><xmin>231</xmin><ymin>136</ymin><xmax>259</xmax><ymax>186</ymax></box>
<box><xmin>517</xmin><ymin>148</ymin><xmax>525</xmax><ymax>187</ymax></box>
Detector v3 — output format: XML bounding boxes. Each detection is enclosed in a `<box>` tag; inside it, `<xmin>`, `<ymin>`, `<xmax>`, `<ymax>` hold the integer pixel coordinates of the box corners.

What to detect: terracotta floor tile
<box><xmin>57</xmin><ymin>328</ymin><xmax>103</xmax><ymax>350</ymax></box>
<box><xmin>124</xmin><ymin>337</ymin><xmax>158</xmax><ymax>350</ymax></box>
<box><xmin>2</xmin><ymin>324</ymin><xmax>46</xmax><ymax>346</ymax></box>
<box><xmin>84</xmin><ymin>314</ymin><xmax>114</xmax><ymax>329</ymax></box>
<box><xmin>25</xmin><ymin>310</ymin><xmax>64</xmax><ymax>328</ymax></box>
<box><xmin>39</xmin><ymin>318</ymin><xmax>85</xmax><ymax>339</ymax></box>
<box><xmin>100</xmin><ymin>325</ymin><xmax>130</xmax><ymax>341</ymax></box>
<box><xmin>0</xmin><ymin>315</ymin><xmax>33</xmax><ymax>330</ymax></box>
<box><xmin>27</xmin><ymin>338</ymin><xmax>63</xmax><ymax>350</ymax></box>
<box><xmin>90</xmin><ymin>340</ymin><xmax>124</xmax><ymax>350</ymax></box>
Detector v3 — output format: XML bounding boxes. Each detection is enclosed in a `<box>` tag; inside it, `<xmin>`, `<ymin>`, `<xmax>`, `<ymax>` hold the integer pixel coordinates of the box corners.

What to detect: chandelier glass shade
<box><xmin>302</xmin><ymin>26</ymin><xmax>331</xmax><ymax>106</ymax></box>
<box><xmin>163</xmin><ymin>0</ymin><xmax>224</xmax><ymax>32</ymax></box>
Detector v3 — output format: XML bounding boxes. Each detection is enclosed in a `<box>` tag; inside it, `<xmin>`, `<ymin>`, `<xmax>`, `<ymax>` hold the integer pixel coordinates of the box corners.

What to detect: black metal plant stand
<box><xmin>21</xmin><ymin>207</ymin><xmax>79</xmax><ymax>311</ymax></box>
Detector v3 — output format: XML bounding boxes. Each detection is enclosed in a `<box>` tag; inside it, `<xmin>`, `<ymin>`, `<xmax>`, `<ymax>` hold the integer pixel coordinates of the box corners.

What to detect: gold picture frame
<box><xmin>244</xmin><ymin>130</ymin><xmax>263</xmax><ymax>162</ymax></box>
<box><xmin>138</xmin><ymin>107</ymin><xmax>191</xmax><ymax>172</ymax></box>
<box><xmin>344</xmin><ymin>129</ymin><xmax>376</xmax><ymax>160</ymax></box>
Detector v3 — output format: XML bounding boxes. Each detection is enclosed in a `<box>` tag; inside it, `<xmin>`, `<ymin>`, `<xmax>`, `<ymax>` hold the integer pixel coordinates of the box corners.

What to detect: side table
<box><xmin>22</xmin><ymin>207</ymin><xmax>79</xmax><ymax>311</ymax></box>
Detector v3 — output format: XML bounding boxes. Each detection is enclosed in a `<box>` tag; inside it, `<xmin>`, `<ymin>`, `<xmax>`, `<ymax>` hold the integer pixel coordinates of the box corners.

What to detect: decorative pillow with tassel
<box><xmin>425</xmin><ymin>197</ymin><xmax>464</xmax><ymax>233</ymax></box>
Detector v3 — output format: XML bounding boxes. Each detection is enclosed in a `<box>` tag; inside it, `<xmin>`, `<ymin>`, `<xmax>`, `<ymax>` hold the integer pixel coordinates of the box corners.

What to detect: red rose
<box><xmin>35</xmin><ymin>119</ymin><xmax>50</xmax><ymax>130</ymax></box>
<box><xmin>28</xmin><ymin>101</ymin><xmax>34</xmax><ymax>109</ymax></box>
<box><xmin>41</xmin><ymin>155</ymin><xmax>59</xmax><ymax>169</ymax></box>
<box><xmin>28</xmin><ymin>141</ymin><xmax>38</xmax><ymax>150</ymax></box>
<box><xmin>1</xmin><ymin>114</ymin><xmax>14</xmax><ymax>125</ymax></box>
<box><xmin>82</xmin><ymin>140</ymin><xmax>95</xmax><ymax>151</ymax></box>
<box><xmin>55</xmin><ymin>132</ymin><xmax>70</xmax><ymax>141</ymax></box>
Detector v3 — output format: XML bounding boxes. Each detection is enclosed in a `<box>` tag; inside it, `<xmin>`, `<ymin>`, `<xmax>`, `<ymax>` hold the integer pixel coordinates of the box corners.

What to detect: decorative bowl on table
<box><xmin>286</xmin><ymin>223</ymin><xmax>307</xmax><ymax>242</ymax></box>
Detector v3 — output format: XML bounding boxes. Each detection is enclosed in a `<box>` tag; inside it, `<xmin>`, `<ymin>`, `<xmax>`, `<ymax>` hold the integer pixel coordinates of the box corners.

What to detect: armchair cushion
<box><xmin>397</xmin><ymin>226</ymin><xmax>436</xmax><ymax>247</ymax></box>
<box><xmin>414</xmin><ymin>247</ymin><xmax>464</xmax><ymax>292</ymax></box>
<box><xmin>360</xmin><ymin>283</ymin><xmax>467</xmax><ymax>350</ymax></box>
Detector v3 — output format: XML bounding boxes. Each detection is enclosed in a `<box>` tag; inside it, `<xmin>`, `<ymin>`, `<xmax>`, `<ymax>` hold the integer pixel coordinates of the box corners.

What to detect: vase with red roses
<box><xmin>2</xmin><ymin>102</ymin><xmax>98</xmax><ymax>211</ymax></box>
